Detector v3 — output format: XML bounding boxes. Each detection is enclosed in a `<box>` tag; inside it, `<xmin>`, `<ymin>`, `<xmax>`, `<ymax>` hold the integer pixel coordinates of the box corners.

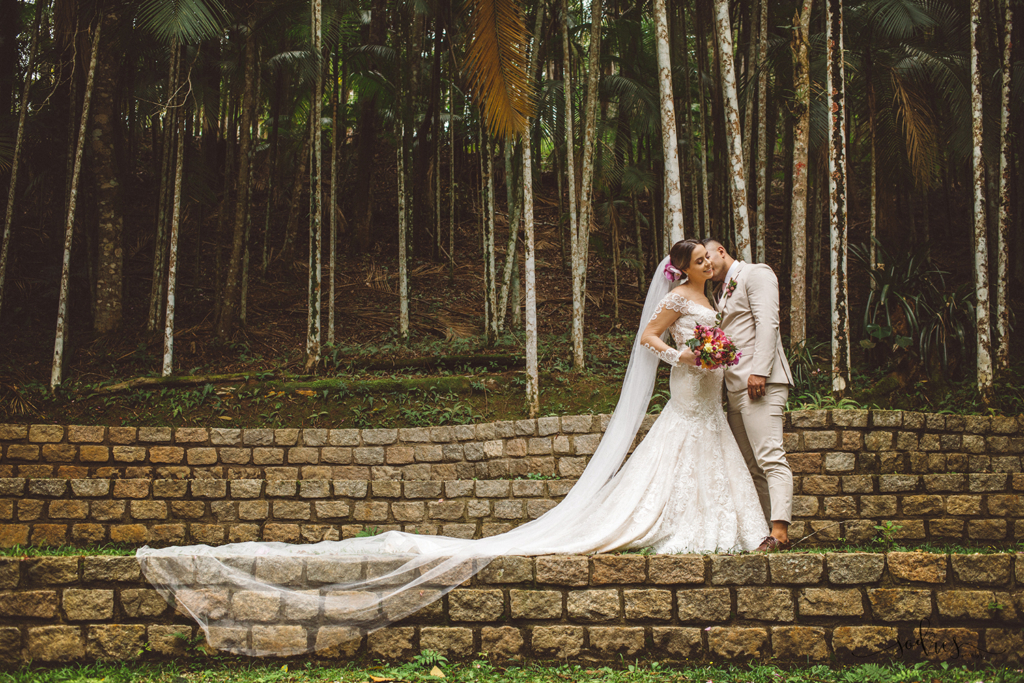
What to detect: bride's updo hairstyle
<box><xmin>666</xmin><ymin>239</ymin><xmax>703</xmax><ymax>282</ymax></box>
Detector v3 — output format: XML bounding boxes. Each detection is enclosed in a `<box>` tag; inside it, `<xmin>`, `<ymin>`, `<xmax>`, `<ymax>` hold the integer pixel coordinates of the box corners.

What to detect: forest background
<box><xmin>0</xmin><ymin>0</ymin><xmax>1022</xmax><ymax>428</ymax></box>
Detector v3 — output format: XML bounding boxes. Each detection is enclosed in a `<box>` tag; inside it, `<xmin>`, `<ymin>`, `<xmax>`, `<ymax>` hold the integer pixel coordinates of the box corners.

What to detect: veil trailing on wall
<box><xmin>138</xmin><ymin>257</ymin><xmax>679</xmax><ymax>657</ymax></box>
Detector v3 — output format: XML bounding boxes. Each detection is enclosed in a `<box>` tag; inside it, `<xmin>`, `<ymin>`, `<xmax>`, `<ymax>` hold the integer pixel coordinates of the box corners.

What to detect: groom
<box><xmin>702</xmin><ymin>239</ymin><xmax>795</xmax><ymax>551</ymax></box>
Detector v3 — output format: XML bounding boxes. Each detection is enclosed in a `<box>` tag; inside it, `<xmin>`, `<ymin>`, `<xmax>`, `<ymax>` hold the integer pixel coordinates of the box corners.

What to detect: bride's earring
<box><xmin>679</xmin><ymin>275</ymin><xmax>689</xmax><ymax>284</ymax></box>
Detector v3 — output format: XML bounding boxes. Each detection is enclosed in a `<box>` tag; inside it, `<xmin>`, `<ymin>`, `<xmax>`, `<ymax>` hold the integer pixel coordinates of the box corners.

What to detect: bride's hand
<box><xmin>677</xmin><ymin>347</ymin><xmax>697</xmax><ymax>366</ymax></box>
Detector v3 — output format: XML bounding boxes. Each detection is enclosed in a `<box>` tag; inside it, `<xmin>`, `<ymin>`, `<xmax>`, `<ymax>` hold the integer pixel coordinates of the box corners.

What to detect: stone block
<box><xmin>536</xmin><ymin>556</ymin><xmax>589</xmax><ymax>586</ymax></box>
<box><xmin>146</xmin><ymin>624</ymin><xmax>193</xmax><ymax>657</ymax></box>
<box><xmin>510</xmin><ymin>590</ymin><xmax>562</xmax><ymax>619</ymax></box>
<box><xmin>63</xmin><ymin>589</ymin><xmax>113</xmax><ymax>621</ymax></box>
<box><xmin>827</xmin><ymin>553</ymin><xmax>885</xmax><ymax>584</ymax></box>
<box><xmin>648</xmin><ymin>555</ymin><xmax>705</xmax><ymax>584</ymax></box>
<box><xmin>27</xmin><ymin>557</ymin><xmax>79</xmax><ymax>584</ymax></box>
<box><xmin>902</xmin><ymin>495</ymin><xmax>945</xmax><ymax>515</ymax></box>
<box><xmin>914</xmin><ymin>627</ymin><xmax>980</xmax><ymax>660</ymax></box>
<box><xmin>969</xmin><ymin>519</ymin><xmax>1008</xmax><ymax>540</ymax></box>
<box><xmin>591</xmin><ymin>555</ymin><xmax>646</xmax><ymax>584</ymax></box>
<box><xmin>623</xmin><ymin>589</ymin><xmax>672</xmax><ymax>621</ymax></box>
<box><xmin>478</xmin><ymin>556</ymin><xmax>533</xmax><ymax>583</ymax></box>
<box><xmin>798</xmin><ymin>588</ymin><xmax>863</xmax><ymax>616</ymax></box>
<box><xmin>791</xmin><ymin>410</ymin><xmax>829</xmax><ymax>428</ymax></box>
<box><xmin>937</xmin><ymin>590</ymin><xmax>997</xmax><ymax>619</ymax></box>
<box><xmin>832</xmin><ymin>626</ymin><xmax>899</xmax><ymax>657</ymax></box>
<box><xmin>0</xmin><ymin>590</ymin><xmax>58</xmax><ymax>618</ymax></box>
<box><xmin>951</xmin><ymin>554</ymin><xmax>1013</xmax><ymax>585</ymax></box>
<box><xmin>83</xmin><ymin>556</ymin><xmax>141</xmax><ymax>582</ymax></box>
<box><xmin>120</xmin><ymin>588</ymin><xmax>169</xmax><ymax>618</ymax></box>
<box><xmin>677</xmin><ymin>589</ymin><xmax>730</xmax><ymax>622</ymax></box>
<box><xmin>531</xmin><ymin>625</ymin><xmax>583</xmax><ymax>658</ymax></box>
<box><xmin>482</xmin><ymin>626</ymin><xmax>524</xmax><ymax>658</ymax></box>
<box><xmin>711</xmin><ymin>555</ymin><xmax>767</xmax><ymax>584</ymax></box>
<box><xmin>420</xmin><ymin>627</ymin><xmax>474</xmax><ymax>657</ymax></box>
<box><xmin>772</xmin><ymin>626</ymin><xmax>827</xmax><ymax>661</ymax></box>
<box><xmin>588</xmin><ymin>626</ymin><xmax>645</xmax><ymax>655</ymax></box>
<box><xmin>449</xmin><ymin>589</ymin><xmax>504</xmax><ymax>621</ymax></box>
<box><xmin>652</xmin><ymin>627</ymin><xmax>702</xmax><ymax>658</ymax></box>
<box><xmin>868</xmin><ymin>588</ymin><xmax>933</xmax><ymax>620</ymax></box>
<box><xmin>362</xmin><ymin>429</ymin><xmax>398</xmax><ymax>446</ymax></box>
<box><xmin>737</xmin><ymin>588</ymin><xmax>794</xmax><ymax>621</ymax></box>
<box><xmin>251</xmin><ymin>625</ymin><xmax>307</xmax><ymax>655</ymax></box>
<box><xmin>887</xmin><ymin>552</ymin><xmax>947</xmax><ymax>583</ymax></box>
<box><xmin>768</xmin><ymin>554</ymin><xmax>823</xmax><ymax>584</ymax></box>
<box><xmin>708</xmin><ymin>627</ymin><xmax>768</xmax><ymax>659</ymax></box>
<box><xmin>26</xmin><ymin>625</ymin><xmax>84</xmax><ymax>663</ymax></box>
<box><xmin>567</xmin><ymin>589</ymin><xmax>620</xmax><ymax>621</ymax></box>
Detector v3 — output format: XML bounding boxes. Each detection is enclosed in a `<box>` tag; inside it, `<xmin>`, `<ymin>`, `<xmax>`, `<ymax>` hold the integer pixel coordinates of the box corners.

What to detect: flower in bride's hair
<box><xmin>663</xmin><ymin>262</ymin><xmax>683</xmax><ymax>282</ymax></box>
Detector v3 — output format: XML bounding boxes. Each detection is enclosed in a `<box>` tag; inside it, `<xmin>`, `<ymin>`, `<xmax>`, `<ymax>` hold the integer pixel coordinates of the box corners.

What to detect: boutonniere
<box><xmin>715</xmin><ymin>277</ymin><xmax>739</xmax><ymax>326</ymax></box>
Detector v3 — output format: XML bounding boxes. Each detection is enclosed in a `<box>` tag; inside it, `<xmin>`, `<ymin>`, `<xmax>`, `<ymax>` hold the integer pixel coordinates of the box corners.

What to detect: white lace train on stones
<box><xmin>136</xmin><ymin>265</ymin><xmax>768</xmax><ymax>656</ymax></box>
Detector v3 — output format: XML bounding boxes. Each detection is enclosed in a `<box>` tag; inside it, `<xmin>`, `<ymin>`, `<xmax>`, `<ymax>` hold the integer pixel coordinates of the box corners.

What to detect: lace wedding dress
<box><xmin>137</xmin><ymin>260</ymin><xmax>768</xmax><ymax>656</ymax></box>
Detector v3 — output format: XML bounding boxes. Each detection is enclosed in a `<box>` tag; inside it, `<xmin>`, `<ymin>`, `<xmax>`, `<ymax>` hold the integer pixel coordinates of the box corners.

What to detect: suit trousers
<box><xmin>726</xmin><ymin>383</ymin><xmax>793</xmax><ymax>525</ymax></box>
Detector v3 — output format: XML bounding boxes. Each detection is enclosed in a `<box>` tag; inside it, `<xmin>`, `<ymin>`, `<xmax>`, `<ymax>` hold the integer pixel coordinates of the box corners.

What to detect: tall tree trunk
<box><xmin>696</xmin><ymin>14</ymin><xmax>711</xmax><ymax>239</ymax></box>
<box><xmin>523</xmin><ymin>125</ymin><xmax>539</xmax><ymax>416</ymax></box>
<box><xmin>970</xmin><ymin>0</ymin><xmax>993</xmax><ymax>398</ymax></box>
<box><xmin>328</xmin><ymin>43</ymin><xmax>339</xmax><ymax>345</ymax></box>
<box><xmin>995</xmin><ymin>0</ymin><xmax>1013</xmax><ymax>373</ymax></box>
<box><xmin>754</xmin><ymin>0</ymin><xmax>768</xmax><ymax>263</ymax></box>
<box><xmin>216</xmin><ymin>18</ymin><xmax>257</xmax><ymax>341</ymax></box>
<box><xmin>52</xmin><ymin>18</ymin><xmax>102</xmax><ymax>390</ymax></box>
<box><xmin>281</xmin><ymin>123</ymin><xmax>312</xmax><ymax>266</ymax></box>
<box><xmin>680</xmin><ymin>0</ymin><xmax>700</xmax><ymax>236</ymax></box>
<box><xmin>0</xmin><ymin>0</ymin><xmax>44</xmax><ymax>321</ymax></box>
<box><xmin>307</xmin><ymin>0</ymin><xmax>323</xmax><ymax>368</ymax></box>
<box><xmin>789</xmin><ymin>0</ymin><xmax>812</xmax><ymax>350</ymax></box>
<box><xmin>483</xmin><ymin>123</ymin><xmax>497</xmax><ymax>343</ymax></box>
<box><xmin>499</xmin><ymin>142</ymin><xmax>521</xmax><ymax>330</ymax></box>
<box><xmin>90</xmin><ymin>7</ymin><xmax>124</xmax><ymax>334</ymax></box>
<box><xmin>653</xmin><ymin>0</ymin><xmax>684</xmax><ymax>246</ymax></box>
<box><xmin>562</xmin><ymin>0</ymin><xmax>580</xmax><ymax>363</ymax></box>
<box><xmin>866</xmin><ymin>50</ymin><xmax>878</xmax><ymax>289</ymax></box>
<box><xmin>162</xmin><ymin>74</ymin><xmax>188</xmax><ymax>377</ymax></box>
<box><xmin>351</xmin><ymin>0</ymin><xmax>387</xmax><ymax>251</ymax></box>
<box><xmin>713</xmin><ymin>0</ymin><xmax>752</xmax><ymax>261</ymax></box>
<box><xmin>398</xmin><ymin>127</ymin><xmax>410</xmax><ymax>341</ymax></box>
<box><xmin>449</xmin><ymin>72</ymin><xmax>456</xmax><ymax>275</ymax></box>
<box><xmin>573</xmin><ymin>0</ymin><xmax>603</xmax><ymax>371</ymax></box>
<box><xmin>826</xmin><ymin>0</ymin><xmax>851</xmax><ymax>398</ymax></box>
<box><xmin>148</xmin><ymin>47</ymin><xmax>179</xmax><ymax>332</ymax></box>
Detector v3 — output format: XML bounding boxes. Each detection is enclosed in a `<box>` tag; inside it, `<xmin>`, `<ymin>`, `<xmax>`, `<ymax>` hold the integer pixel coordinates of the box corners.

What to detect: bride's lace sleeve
<box><xmin>639</xmin><ymin>291</ymin><xmax>690</xmax><ymax>367</ymax></box>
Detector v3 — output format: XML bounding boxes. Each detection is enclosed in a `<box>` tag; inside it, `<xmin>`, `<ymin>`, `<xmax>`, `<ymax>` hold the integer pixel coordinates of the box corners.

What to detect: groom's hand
<box><xmin>747</xmin><ymin>374</ymin><xmax>767</xmax><ymax>400</ymax></box>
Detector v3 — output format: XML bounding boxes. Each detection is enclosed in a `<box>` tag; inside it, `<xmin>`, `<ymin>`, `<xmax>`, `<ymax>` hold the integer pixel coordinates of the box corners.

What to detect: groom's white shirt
<box><xmin>718</xmin><ymin>261</ymin><xmax>742</xmax><ymax>306</ymax></box>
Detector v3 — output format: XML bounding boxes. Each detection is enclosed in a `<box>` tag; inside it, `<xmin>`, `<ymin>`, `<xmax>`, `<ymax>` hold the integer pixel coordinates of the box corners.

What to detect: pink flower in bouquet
<box><xmin>684</xmin><ymin>324</ymin><xmax>741</xmax><ymax>370</ymax></box>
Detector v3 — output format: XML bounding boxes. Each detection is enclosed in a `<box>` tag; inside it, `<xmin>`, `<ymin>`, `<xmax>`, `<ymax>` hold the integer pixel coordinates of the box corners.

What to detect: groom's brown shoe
<box><xmin>754</xmin><ymin>535</ymin><xmax>791</xmax><ymax>552</ymax></box>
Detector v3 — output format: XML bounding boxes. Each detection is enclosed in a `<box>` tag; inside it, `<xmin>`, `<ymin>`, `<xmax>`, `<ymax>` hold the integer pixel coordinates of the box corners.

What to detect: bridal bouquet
<box><xmin>685</xmin><ymin>324</ymin><xmax>742</xmax><ymax>370</ymax></box>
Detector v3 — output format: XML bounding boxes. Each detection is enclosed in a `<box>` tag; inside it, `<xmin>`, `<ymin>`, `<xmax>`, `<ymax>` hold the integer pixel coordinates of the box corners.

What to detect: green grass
<box><xmin>0</xmin><ymin>543</ymin><xmax>138</xmax><ymax>557</ymax></box>
<box><xmin>4</xmin><ymin>659</ymin><xmax>1023</xmax><ymax>683</ymax></box>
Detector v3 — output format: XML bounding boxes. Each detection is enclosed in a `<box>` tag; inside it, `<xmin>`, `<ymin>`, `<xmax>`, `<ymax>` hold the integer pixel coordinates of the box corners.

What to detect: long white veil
<box><xmin>138</xmin><ymin>257</ymin><xmax>678</xmax><ymax>656</ymax></box>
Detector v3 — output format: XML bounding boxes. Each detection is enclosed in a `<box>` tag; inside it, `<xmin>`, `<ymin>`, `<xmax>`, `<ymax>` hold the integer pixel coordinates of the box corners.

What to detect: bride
<box><xmin>139</xmin><ymin>240</ymin><xmax>768</xmax><ymax>656</ymax></box>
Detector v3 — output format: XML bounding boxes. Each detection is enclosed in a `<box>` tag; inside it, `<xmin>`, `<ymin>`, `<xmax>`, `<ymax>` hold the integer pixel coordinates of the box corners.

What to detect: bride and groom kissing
<box><xmin>139</xmin><ymin>238</ymin><xmax>796</xmax><ymax>655</ymax></box>
<box><xmin>642</xmin><ymin>237</ymin><xmax>795</xmax><ymax>553</ymax></box>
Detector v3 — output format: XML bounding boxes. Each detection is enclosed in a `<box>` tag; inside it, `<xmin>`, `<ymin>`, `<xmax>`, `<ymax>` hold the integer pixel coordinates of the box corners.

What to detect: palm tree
<box><xmin>969</xmin><ymin>0</ymin><xmax>993</xmax><ymax>398</ymax></box>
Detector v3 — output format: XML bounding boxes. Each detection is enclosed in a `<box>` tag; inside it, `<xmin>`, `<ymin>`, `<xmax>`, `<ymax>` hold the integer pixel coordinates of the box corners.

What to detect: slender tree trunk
<box><xmin>789</xmin><ymin>0</ymin><xmax>812</xmax><ymax>350</ymax></box>
<box><xmin>90</xmin><ymin>8</ymin><xmax>125</xmax><ymax>334</ymax></box>
<box><xmin>162</xmin><ymin>75</ymin><xmax>188</xmax><ymax>377</ymax></box>
<box><xmin>486</xmin><ymin>131</ymin><xmax>497</xmax><ymax>341</ymax></box>
<box><xmin>680</xmin><ymin>1</ymin><xmax>700</xmax><ymax>236</ymax></box>
<box><xmin>562</xmin><ymin>0</ymin><xmax>580</xmax><ymax>363</ymax></box>
<box><xmin>653</xmin><ymin>0</ymin><xmax>684</xmax><ymax>245</ymax></box>
<box><xmin>307</xmin><ymin>0</ymin><xmax>324</xmax><ymax>367</ymax></box>
<box><xmin>217</xmin><ymin>18</ymin><xmax>257</xmax><ymax>341</ymax></box>
<box><xmin>755</xmin><ymin>0</ymin><xmax>768</xmax><ymax>263</ymax></box>
<box><xmin>328</xmin><ymin>43</ymin><xmax>339</xmax><ymax>345</ymax></box>
<box><xmin>149</xmin><ymin>47</ymin><xmax>179</xmax><ymax>332</ymax></box>
<box><xmin>398</xmin><ymin>127</ymin><xmax>410</xmax><ymax>341</ymax></box>
<box><xmin>449</xmin><ymin>72</ymin><xmax>456</xmax><ymax>276</ymax></box>
<box><xmin>0</xmin><ymin>0</ymin><xmax>44</xmax><ymax>321</ymax></box>
<box><xmin>995</xmin><ymin>0</ymin><xmax>1013</xmax><ymax>373</ymax></box>
<box><xmin>281</xmin><ymin>124</ymin><xmax>312</xmax><ymax>266</ymax></box>
<box><xmin>523</xmin><ymin>126</ymin><xmax>539</xmax><ymax>416</ymax></box>
<box><xmin>867</xmin><ymin>50</ymin><xmax>878</xmax><ymax>289</ymax></box>
<box><xmin>970</xmin><ymin>0</ymin><xmax>993</xmax><ymax>397</ymax></box>
<box><xmin>573</xmin><ymin>0</ymin><xmax>603</xmax><ymax>371</ymax></box>
<box><xmin>263</xmin><ymin>68</ymin><xmax>283</xmax><ymax>275</ymax></box>
<box><xmin>351</xmin><ymin>0</ymin><xmax>387</xmax><ymax>251</ymax></box>
<box><xmin>713</xmin><ymin>0</ymin><xmax>752</xmax><ymax>261</ymax></box>
<box><xmin>52</xmin><ymin>18</ymin><xmax>101</xmax><ymax>390</ymax></box>
<box><xmin>741</xmin><ymin>1</ymin><xmax>756</xmax><ymax>186</ymax></box>
<box><xmin>499</xmin><ymin>142</ymin><xmax>521</xmax><ymax>330</ymax></box>
<box><xmin>826</xmin><ymin>0</ymin><xmax>851</xmax><ymax>398</ymax></box>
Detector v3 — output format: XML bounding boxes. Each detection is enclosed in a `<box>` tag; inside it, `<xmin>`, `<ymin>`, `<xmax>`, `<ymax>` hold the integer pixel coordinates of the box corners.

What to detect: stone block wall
<box><xmin>0</xmin><ymin>552</ymin><xmax>1021</xmax><ymax>665</ymax></box>
<box><xmin>0</xmin><ymin>410</ymin><xmax>1022</xmax><ymax>548</ymax></box>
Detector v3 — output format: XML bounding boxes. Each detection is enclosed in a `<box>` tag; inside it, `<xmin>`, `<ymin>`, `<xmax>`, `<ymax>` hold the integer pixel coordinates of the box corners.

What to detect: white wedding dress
<box><xmin>137</xmin><ymin>260</ymin><xmax>768</xmax><ymax>656</ymax></box>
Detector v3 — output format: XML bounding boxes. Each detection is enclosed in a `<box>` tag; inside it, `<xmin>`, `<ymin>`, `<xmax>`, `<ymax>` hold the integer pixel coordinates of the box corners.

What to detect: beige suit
<box><xmin>713</xmin><ymin>262</ymin><xmax>794</xmax><ymax>525</ymax></box>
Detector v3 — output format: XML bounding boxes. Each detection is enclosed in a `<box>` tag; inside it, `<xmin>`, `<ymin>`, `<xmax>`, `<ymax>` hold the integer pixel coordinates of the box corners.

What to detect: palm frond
<box><xmin>462</xmin><ymin>0</ymin><xmax>535</xmax><ymax>139</ymax></box>
<box><xmin>135</xmin><ymin>0</ymin><xmax>230</xmax><ymax>45</ymax></box>
<box><xmin>888</xmin><ymin>65</ymin><xmax>938</xmax><ymax>187</ymax></box>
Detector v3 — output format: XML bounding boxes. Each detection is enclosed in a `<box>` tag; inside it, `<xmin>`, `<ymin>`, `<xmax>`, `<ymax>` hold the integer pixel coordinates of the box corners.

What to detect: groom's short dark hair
<box><xmin>702</xmin><ymin>238</ymin><xmax>727</xmax><ymax>254</ymax></box>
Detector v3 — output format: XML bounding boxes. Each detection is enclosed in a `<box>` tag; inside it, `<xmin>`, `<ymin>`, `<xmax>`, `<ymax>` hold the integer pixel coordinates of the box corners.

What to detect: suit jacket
<box><xmin>712</xmin><ymin>261</ymin><xmax>794</xmax><ymax>393</ymax></box>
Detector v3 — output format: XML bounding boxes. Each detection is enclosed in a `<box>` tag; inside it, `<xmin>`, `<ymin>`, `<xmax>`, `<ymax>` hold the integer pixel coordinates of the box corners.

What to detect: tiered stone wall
<box><xmin>0</xmin><ymin>552</ymin><xmax>1021</xmax><ymax>665</ymax></box>
<box><xmin>0</xmin><ymin>410</ymin><xmax>1022</xmax><ymax>548</ymax></box>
